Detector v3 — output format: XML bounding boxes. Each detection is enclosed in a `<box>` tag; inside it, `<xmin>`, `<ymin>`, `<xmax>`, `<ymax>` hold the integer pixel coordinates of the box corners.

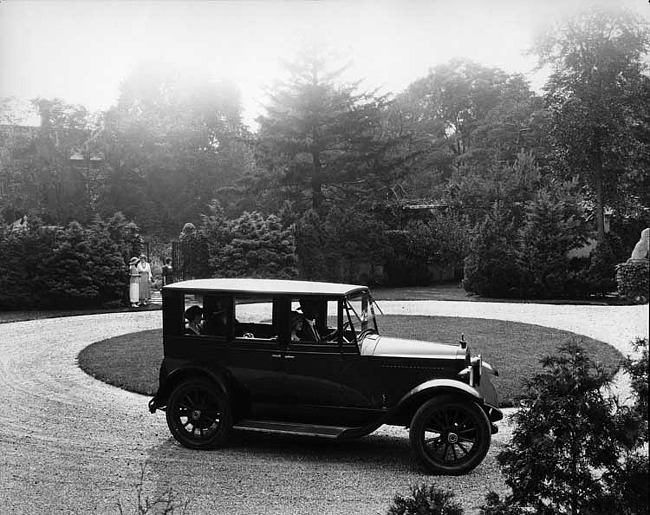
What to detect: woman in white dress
<box><xmin>128</xmin><ymin>257</ymin><xmax>140</xmax><ymax>307</ymax></box>
<box><xmin>137</xmin><ymin>254</ymin><xmax>152</xmax><ymax>306</ymax></box>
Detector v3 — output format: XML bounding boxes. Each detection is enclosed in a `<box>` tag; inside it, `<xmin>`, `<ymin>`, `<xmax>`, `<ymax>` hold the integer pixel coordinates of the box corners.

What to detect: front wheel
<box><xmin>166</xmin><ymin>379</ymin><xmax>232</xmax><ymax>450</ymax></box>
<box><xmin>409</xmin><ymin>395</ymin><xmax>491</xmax><ymax>475</ymax></box>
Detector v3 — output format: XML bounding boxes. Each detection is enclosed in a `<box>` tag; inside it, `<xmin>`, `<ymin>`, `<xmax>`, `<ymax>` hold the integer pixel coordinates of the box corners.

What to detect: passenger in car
<box><xmin>290</xmin><ymin>311</ymin><xmax>304</xmax><ymax>341</ymax></box>
<box><xmin>184</xmin><ymin>305</ymin><xmax>204</xmax><ymax>335</ymax></box>
<box><xmin>298</xmin><ymin>299</ymin><xmax>323</xmax><ymax>341</ymax></box>
<box><xmin>291</xmin><ymin>310</ymin><xmax>319</xmax><ymax>342</ymax></box>
<box><xmin>203</xmin><ymin>301</ymin><xmax>229</xmax><ymax>337</ymax></box>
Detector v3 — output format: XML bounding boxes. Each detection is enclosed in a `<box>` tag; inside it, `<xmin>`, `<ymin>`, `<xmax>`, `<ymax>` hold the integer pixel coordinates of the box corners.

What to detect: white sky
<box><xmin>1</xmin><ymin>0</ymin><xmax>648</xmax><ymax>127</ymax></box>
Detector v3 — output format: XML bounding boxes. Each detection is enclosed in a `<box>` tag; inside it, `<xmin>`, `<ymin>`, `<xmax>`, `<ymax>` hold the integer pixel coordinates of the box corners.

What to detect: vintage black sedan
<box><xmin>149</xmin><ymin>278</ymin><xmax>502</xmax><ymax>475</ymax></box>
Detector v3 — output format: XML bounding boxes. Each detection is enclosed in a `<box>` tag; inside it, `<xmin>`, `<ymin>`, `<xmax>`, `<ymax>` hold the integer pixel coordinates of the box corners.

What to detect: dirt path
<box><xmin>0</xmin><ymin>302</ymin><xmax>647</xmax><ymax>514</ymax></box>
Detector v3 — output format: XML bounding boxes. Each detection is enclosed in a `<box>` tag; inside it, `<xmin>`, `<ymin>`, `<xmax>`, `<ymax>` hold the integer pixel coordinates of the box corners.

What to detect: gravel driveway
<box><xmin>0</xmin><ymin>303</ymin><xmax>647</xmax><ymax>515</ymax></box>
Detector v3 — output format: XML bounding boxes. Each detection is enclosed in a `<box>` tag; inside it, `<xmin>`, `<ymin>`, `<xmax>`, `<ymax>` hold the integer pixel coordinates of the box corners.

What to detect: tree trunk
<box><xmin>311</xmin><ymin>152</ymin><xmax>324</xmax><ymax>211</ymax></box>
<box><xmin>594</xmin><ymin>142</ymin><xmax>606</xmax><ymax>244</ymax></box>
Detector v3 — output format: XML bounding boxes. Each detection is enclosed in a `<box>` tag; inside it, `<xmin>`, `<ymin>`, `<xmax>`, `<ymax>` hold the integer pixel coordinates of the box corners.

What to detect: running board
<box><xmin>233</xmin><ymin>419</ymin><xmax>350</xmax><ymax>439</ymax></box>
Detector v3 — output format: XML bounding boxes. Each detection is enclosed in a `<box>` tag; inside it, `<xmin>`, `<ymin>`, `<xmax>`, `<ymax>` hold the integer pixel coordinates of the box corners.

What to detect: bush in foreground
<box><xmin>482</xmin><ymin>339</ymin><xmax>648</xmax><ymax>515</ymax></box>
<box><xmin>387</xmin><ymin>484</ymin><xmax>463</xmax><ymax>515</ymax></box>
<box><xmin>386</xmin><ymin>339</ymin><xmax>649</xmax><ymax>515</ymax></box>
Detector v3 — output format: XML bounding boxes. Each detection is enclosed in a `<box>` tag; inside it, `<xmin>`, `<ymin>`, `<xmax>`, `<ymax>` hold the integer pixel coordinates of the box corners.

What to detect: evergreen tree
<box><xmin>516</xmin><ymin>187</ymin><xmax>587</xmax><ymax>298</ymax></box>
<box><xmin>255</xmin><ymin>48</ymin><xmax>406</xmax><ymax>215</ymax></box>
<box><xmin>42</xmin><ymin>221</ymin><xmax>97</xmax><ymax>307</ymax></box>
<box><xmin>209</xmin><ymin>211</ymin><xmax>297</xmax><ymax>279</ymax></box>
<box><xmin>0</xmin><ymin>217</ymin><xmax>53</xmax><ymax>308</ymax></box>
<box><xmin>485</xmin><ymin>341</ymin><xmax>643</xmax><ymax>515</ymax></box>
<box><xmin>87</xmin><ymin>216</ymin><xmax>130</xmax><ymax>306</ymax></box>
<box><xmin>463</xmin><ymin>206</ymin><xmax>521</xmax><ymax>297</ymax></box>
<box><xmin>295</xmin><ymin>209</ymin><xmax>328</xmax><ymax>281</ymax></box>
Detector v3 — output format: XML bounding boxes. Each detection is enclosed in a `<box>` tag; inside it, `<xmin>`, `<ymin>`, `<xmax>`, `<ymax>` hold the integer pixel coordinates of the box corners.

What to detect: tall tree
<box><xmin>0</xmin><ymin>98</ymin><xmax>92</xmax><ymax>224</ymax></box>
<box><xmin>254</xmin><ymin>48</ymin><xmax>406</xmax><ymax>214</ymax></box>
<box><xmin>394</xmin><ymin>59</ymin><xmax>549</xmax><ymax>207</ymax></box>
<box><xmin>98</xmin><ymin>61</ymin><xmax>249</xmax><ymax>236</ymax></box>
<box><xmin>533</xmin><ymin>8</ymin><xmax>650</xmax><ymax>243</ymax></box>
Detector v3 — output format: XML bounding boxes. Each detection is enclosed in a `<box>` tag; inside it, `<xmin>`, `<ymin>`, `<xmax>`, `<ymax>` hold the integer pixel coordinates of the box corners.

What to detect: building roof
<box><xmin>164</xmin><ymin>278</ymin><xmax>367</xmax><ymax>296</ymax></box>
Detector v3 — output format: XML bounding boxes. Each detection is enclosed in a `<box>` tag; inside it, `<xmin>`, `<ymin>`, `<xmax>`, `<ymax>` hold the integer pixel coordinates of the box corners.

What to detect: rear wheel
<box><xmin>409</xmin><ymin>395</ymin><xmax>491</xmax><ymax>475</ymax></box>
<box><xmin>166</xmin><ymin>379</ymin><xmax>232</xmax><ymax>450</ymax></box>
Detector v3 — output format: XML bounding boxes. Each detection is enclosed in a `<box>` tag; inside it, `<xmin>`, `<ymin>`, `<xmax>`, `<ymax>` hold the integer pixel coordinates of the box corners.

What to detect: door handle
<box><xmin>284</xmin><ymin>355</ymin><xmax>295</xmax><ymax>359</ymax></box>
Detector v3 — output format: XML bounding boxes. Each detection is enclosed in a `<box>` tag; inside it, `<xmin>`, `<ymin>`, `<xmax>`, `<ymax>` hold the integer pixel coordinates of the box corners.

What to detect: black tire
<box><xmin>166</xmin><ymin>379</ymin><xmax>232</xmax><ymax>450</ymax></box>
<box><xmin>409</xmin><ymin>394</ymin><xmax>491</xmax><ymax>475</ymax></box>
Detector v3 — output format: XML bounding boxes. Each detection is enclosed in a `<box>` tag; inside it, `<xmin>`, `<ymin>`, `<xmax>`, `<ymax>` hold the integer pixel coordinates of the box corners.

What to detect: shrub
<box><xmin>387</xmin><ymin>484</ymin><xmax>464</xmax><ymax>515</ymax></box>
<box><xmin>622</xmin><ymin>338</ymin><xmax>648</xmax><ymax>442</ymax></box>
<box><xmin>515</xmin><ymin>189</ymin><xmax>587</xmax><ymax>298</ymax></box>
<box><xmin>0</xmin><ymin>218</ymin><xmax>54</xmax><ymax>308</ymax></box>
<box><xmin>484</xmin><ymin>340</ymin><xmax>646</xmax><ymax>515</ymax></box>
<box><xmin>463</xmin><ymin>207</ymin><xmax>521</xmax><ymax>297</ymax></box>
<box><xmin>208</xmin><ymin>211</ymin><xmax>297</xmax><ymax>279</ymax></box>
<box><xmin>583</xmin><ymin>239</ymin><xmax>618</xmax><ymax>296</ymax></box>
<box><xmin>384</xmin><ymin>212</ymin><xmax>469</xmax><ymax>286</ymax></box>
<box><xmin>0</xmin><ymin>213</ymin><xmax>143</xmax><ymax>309</ymax></box>
<box><xmin>616</xmin><ymin>260</ymin><xmax>649</xmax><ymax>304</ymax></box>
<box><xmin>177</xmin><ymin>222</ymin><xmax>210</xmax><ymax>280</ymax></box>
<box><xmin>294</xmin><ymin>207</ymin><xmax>386</xmax><ymax>284</ymax></box>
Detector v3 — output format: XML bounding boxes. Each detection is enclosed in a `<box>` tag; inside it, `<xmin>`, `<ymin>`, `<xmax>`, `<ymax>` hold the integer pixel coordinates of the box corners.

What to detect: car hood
<box><xmin>361</xmin><ymin>334</ymin><xmax>465</xmax><ymax>360</ymax></box>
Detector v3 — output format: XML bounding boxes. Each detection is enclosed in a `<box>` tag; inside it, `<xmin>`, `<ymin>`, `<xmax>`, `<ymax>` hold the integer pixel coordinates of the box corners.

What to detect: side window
<box><xmin>234</xmin><ymin>297</ymin><xmax>277</xmax><ymax>341</ymax></box>
<box><xmin>289</xmin><ymin>298</ymin><xmax>337</xmax><ymax>343</ymax></box>
<box><xmin>183</xmin><ymin>293</ymin><xmax>206</xmax><ymax>337</ymax></box>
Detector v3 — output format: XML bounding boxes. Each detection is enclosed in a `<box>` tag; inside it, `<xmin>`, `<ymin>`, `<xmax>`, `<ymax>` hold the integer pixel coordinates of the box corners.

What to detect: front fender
<box><xmin>399</xmin><ymin>378</ymin><xmax>482</xmax><ymax>406</ymax></box>
<box><xmin>385</xmin><ymin>378</ymin><xmax>484</xmax><ymax>426</ymax></box>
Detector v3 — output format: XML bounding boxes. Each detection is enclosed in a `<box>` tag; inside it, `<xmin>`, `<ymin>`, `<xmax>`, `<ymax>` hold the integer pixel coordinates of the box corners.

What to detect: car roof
<box><xmin>163</xmin><ymin>278</ymin><xmax>368</xmax><ymax>296</ymax></box>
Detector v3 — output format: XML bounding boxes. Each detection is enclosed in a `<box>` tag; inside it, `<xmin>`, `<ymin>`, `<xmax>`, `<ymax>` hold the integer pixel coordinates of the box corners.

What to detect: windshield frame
<box><xmin>344</xmin><ymin>290</ymin><xmax>378</xmax><ymax>340</ymax></box>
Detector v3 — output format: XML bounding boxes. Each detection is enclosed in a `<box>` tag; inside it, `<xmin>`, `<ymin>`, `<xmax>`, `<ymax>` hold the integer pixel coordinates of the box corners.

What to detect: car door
<box><xmin>282</xmin><ymin>298</ymin><xmax>384</xmax><ymax>426</ymax></box>
<box><xmin>226</xmin><ymin>296</ymin><xmax>285</xmax><ymax>419</ymax></box>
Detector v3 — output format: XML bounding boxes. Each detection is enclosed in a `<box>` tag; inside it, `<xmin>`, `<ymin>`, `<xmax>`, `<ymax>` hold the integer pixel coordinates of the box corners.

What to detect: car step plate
<box><xmin>234</xmin><ymin>419</ymin><xmax>349</xmax><ymax>438</ymax></box>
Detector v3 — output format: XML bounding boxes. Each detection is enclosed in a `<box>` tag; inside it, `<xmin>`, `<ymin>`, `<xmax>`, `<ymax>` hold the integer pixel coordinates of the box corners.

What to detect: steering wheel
<box><xmin>326</xmin><ymin>321</ymin><xmax>350</xmax><ymax>342</ymax></box>
<box><xmin>357</xmin><ymin>328</ymin><xmax>376</xmax><ymax>341</ymax></box>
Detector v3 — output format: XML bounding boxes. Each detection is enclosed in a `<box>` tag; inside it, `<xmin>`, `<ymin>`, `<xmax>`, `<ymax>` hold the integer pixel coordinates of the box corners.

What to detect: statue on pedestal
<box><xmin>628</xmin><ymin>228</ymin><xmax>649</xmax><ymax>262</ymax></box>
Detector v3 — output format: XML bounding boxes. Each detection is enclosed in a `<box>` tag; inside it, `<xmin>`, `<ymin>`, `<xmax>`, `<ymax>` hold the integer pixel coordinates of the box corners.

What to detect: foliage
<box><xmin>42</xmin><ymin>221</ymin><xmax>99</xmax><ymax>306</ymax></box>
<box><xmin>0</xmin><ymin>213</ymin><xmax>142</xmax><ymax>309</ymax></box>
<box><xmin>205</xmin><ymin>211</ymin><xmax>297</xmax><ymax>279</ymax></box>
<box><xmin>463</xmin><ymin>207</ymin><xmax>521</xmax><ymax>297</ymax></box>
<box><xmin>87</xmin><ymin>216</ymin><xmax>133</xmax><ymax>307</ymax></box>
<box><xmin>294</xmin><ymin>209</ymin><xmax>329</xmax><ymax>281</ymax></box>
<box><xmin>98</xmin><ymin>61</ymin><xmax>249</xmax><ymax>237</ymax></box>
<box><xmin>0</xmin><ymin>216</ymin><xmax>54</xmax><ymax>308</ymax></box>
<box><xmin>0</xmin><ymin>98</ymin><xmax>94</xmax><ymax>224</ymax></box>
<box><xmin>176</xmin><ymin>223</ymin><xmax>210</xmax><ymax>280</ymax></box>
<box><xmin>395</xmin><ymin>59</ymin><xmax>549</xmax><ymax>210</ymax></box>
<box><xmin>615</xmin><ymin>260</ymin><xmax>650</xmax><ymax>303</ymax></box>
<box><xmin>623</xmin><ymin>338</ymin><xmax>649</xmax><ymax>440</ymax></box>
<box><xmin>487</xmin><ymin>340</ymin><xmax>645</xmax><ymax>515</ymax></box>
<box><xmin>384</xmin><ymin>211</ymin><xmax>469</xmax><ymax>286</ymax></box>
<box><xmin>446</xmin><ymin>150</ymin><xmax>542</xmax><ymax>224</ymax></box>
<box><xmin>117</xmin><ymin>464</ymin><xmax>189</xmax><ymax>515</ymax></box>
<box><xmin>515</xmin><ymin>187</ymin><xmax>588</xmax><ymax>298</ymax></box>
<box><xmin>533</xmin><ymin>7</ymin><xmax>650</xmax><ymax>242</ymax></box>
<box><xmin>386</xmin><ymin>483</ymin><xmax>463</xmax><ymax>515</ymax></box>
<box><xmin>254</xmin><ymin>47</ymin><xmax>408</xmax><ymax>215</ymax></box>
<box><xmin>582</xmin><ymin>238</ymin><xmax>618</xmax><ymax>296</ymax></box>
<box><xmin>293</xmin><ymin>207</ymin><xmax>386</xmax><ymax>284</ymax></box>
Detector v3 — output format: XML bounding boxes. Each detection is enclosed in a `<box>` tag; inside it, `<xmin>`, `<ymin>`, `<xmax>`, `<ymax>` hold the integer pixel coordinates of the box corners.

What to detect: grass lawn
<box><xmin>77</xmin><ymin>314</ymin><xmax>622</xmax><ymax>407</ymax></box>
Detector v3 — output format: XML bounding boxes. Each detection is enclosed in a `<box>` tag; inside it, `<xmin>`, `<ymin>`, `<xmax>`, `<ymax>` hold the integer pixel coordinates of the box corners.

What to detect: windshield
<box><xmin>344</xmin><ymin>291</ymin><xmax>378</xmax><ymax>337</ymax></box>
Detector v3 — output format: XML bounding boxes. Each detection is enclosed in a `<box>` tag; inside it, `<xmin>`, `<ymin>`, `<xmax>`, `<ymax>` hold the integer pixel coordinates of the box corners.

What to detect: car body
<box><xmin>149</xmin><ymin>278</ymin><xmax>503</xmax><ymax>475</ymax></box>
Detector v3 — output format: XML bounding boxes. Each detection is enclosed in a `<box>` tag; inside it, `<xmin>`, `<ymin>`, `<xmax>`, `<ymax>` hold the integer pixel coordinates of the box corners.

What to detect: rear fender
<box><xmin>148</xmin><ymin>364</ymin><xmax>230</xmax><ymax>413</ymax></box>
